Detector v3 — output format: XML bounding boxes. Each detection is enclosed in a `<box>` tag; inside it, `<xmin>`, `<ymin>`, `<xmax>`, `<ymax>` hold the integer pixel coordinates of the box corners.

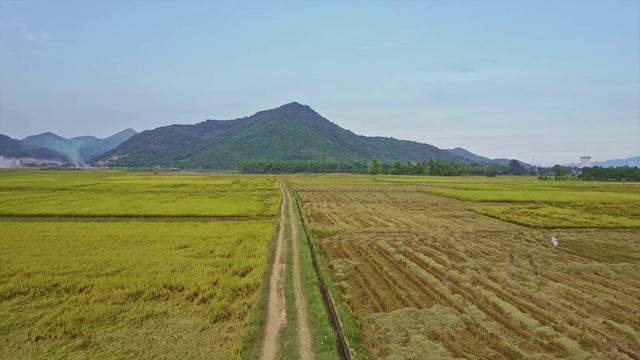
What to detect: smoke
<box><xmin>56</xmin><ymin>144</ymin><xmax>84</xmax><ymax>167</ymax></box>
<box><xmin>0</xmin><ymin>156</ymin><xmax>19</xmax><ymax>168</ymax></box>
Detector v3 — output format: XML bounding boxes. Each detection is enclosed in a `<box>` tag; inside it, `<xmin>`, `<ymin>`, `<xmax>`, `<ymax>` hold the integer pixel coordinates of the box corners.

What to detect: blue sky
<box><xmin>0</xmin><ymin>0</ymin><xmax>638</xmax><ymax>165</ymax></box>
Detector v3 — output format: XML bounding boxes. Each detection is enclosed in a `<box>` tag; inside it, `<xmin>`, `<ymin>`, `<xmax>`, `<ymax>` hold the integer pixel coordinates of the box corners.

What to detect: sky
<box><xmin>0</xmin><ymin>0</ymin><xmax>639</xmax><ymax>166</ymax></box>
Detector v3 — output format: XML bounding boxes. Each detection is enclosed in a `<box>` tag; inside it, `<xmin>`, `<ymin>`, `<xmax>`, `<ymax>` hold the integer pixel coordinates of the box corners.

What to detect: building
<box><xmin>17</xmin><ymin>158</ymin><xmax>62</xmax><ymax>167</ymax></box>
<box><xmin>580</xmin><ymin>156</ymin><xmax>592</xmax><ymax>168</ymax></box>
<box><xmin>18</xmin><ymin>158</ymin><xmax>37</xmax><ymax>167</ymax></box>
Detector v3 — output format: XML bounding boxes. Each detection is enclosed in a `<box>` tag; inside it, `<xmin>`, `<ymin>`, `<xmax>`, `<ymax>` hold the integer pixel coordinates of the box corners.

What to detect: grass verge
<box><xmin>289</xmin><ymin>182</ymin><xmax>365</xmax><ymax>360</ymax></box>
<box><xmin>291</xmin><ymin>191</ymin><xmax>342</xmax><ymax>360</ymax></box>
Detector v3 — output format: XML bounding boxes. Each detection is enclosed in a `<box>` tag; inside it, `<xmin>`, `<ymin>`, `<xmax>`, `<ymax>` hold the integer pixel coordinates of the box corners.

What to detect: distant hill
<box><xmin>0</xmin><ymin>134</ymin><xmax>68</xmax><ymax>161</ymax></box>
<box><xmin>96</xmin><ymin>102</ymin><xmax>466</xmax><ymax>168</ymax></box>
<box><xmin>21</xmin><ymin>128</ymin><xmax>137</xmax><ymax>165</ymax></box>
<box><xmin>446</xmin><ymin>148</ymin><xmax>492</xmax><ymax>164</ymax></box>
<box><xmin>566</xmin><ymin>156</ymin><xmax>640</xmax><ymax>168</ymax></box>
<box><xmin>595</xmin><ymin>156</ymin><xmax>640</xmax><ymax>168</ymax></box>
<box><xmin>446</xmin><ymin>147</ymin><xmax>530</xmax><ymax>167</ymax></box>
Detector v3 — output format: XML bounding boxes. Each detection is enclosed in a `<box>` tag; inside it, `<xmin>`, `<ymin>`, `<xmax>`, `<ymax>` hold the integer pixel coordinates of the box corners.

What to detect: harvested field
<box><xmin>292</xmin><ymin>178</ymin><xmax>640</xmax><ymax>359</ymax></box>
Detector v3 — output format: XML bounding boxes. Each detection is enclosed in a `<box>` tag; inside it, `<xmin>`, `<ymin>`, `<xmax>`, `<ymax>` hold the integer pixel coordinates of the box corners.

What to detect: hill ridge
<box><xmin>21</xmin><ymin>128</ymin><xmax>137</xmax><ymax>165</ymax></box>
<box><xmin>446</xmin><ymin>147</ymin><xmax>531</xmax><ymax>167</ymax></box>
<box><xmin>96</xmin><ymin>102</ymin><xmax>466</xmax><ymax>168</ymax></box>
<box><xmin>0</xmin><ymin>134</ymin><xmax>68</xmax><ymax>162</ymax></box>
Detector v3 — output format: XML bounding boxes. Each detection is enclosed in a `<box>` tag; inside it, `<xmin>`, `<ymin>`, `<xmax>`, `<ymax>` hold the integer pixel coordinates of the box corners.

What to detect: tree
<box><xmin>367</xmin><ymin>157</ymin><xmax>381</xmax><ymax>175</ymax></box>
<box><xmin>485</xmin><ymin>168</ymin><xmax>498</xmax><ymax>177</ymax></box>
<box><xmin>579</xmin><ymin>166</ymin><xmax>640</xmax><ymax>182</ymax></box>
<box><xmin>390</xmin><ymin>160</ymin><xmax>404</xmax><ymax>175</ymax></box>
<box><xmin>408</xmin><ymin>161</ymin><xmax>425</xmax><ymax>175</ymax></box>
<box><xmin>426</xmin><ymin>159</ymin><xmax>436</xmax><ymax>175</ymax></box>
<box><xmin>552</xmin><ymin>164</ymin><xmax>570</xmax><ymax>177</ymax></box>
<box><xmin>509</xmin><ymin>159</ymin><xmax>524</xmax><ymax>175</ymax></box>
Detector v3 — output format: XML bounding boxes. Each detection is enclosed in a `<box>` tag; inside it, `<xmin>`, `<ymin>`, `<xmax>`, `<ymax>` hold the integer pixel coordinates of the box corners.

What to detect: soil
<box><xmin>288</xmin><ymin>186</ymin><xmax>314</xmax><ymax>360</ymax></box>
<box><xmin>260</xmin><ymin>182</ymin><xmax>288</xmax><ymax>360</ymax></box>
<box><xmin>261</xmin><ymin>181</ymin><xmax>314</xmax><ymax>360</ymax></box>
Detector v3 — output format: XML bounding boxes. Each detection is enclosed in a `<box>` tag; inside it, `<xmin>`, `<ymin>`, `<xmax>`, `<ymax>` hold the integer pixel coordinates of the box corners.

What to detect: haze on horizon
<box><xmin>0</xmin><ymin>0</ymin><xmax>638</xmax><ymax>166</ymax></box>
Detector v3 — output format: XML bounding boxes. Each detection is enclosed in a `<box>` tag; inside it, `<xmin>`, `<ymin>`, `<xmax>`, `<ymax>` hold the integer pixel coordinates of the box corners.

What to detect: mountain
<box><xmin>96</xmin><ymin>102</ymin><xmax>466</xmax><ymax>168</ymax></box>
<box><xmin>446</xmin><ymin>147</ymin><xmax>530</xmax><ymax>167</ymax></box>
<box><xmin>446</xmin><ymin>148</ymin><xmax>492</xmax><ymax>164</ymax></box>
<box><xmin>0</xmin><ymin>134</ymin><xmax>68</xmax><ymax>161</ymax></box>
<box><xmin>21</xmin><ymin>128</ymin><xmax>137</xmax><ymax>165</ymax></box>
<box><xmin>566</xmin><ymin>156</ymin><xmax>640</xmax><ymax>168</ymax></box>
<box><xmin>595</xmin><ymin>157</ymin><xmax>640</xmax><ymax>168</ymax></box>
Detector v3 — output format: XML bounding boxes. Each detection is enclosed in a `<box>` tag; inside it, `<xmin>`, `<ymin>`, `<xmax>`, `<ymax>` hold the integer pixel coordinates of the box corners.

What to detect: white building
<box><xmin>580</xmin><ymin>156</ymin><xmax>592</xmax><ymax>168</ymax></box>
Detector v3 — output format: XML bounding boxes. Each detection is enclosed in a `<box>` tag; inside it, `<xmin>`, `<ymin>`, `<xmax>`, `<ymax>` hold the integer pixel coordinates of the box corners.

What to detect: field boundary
<box><xmin>285</xmin><ymin>180</ymin><xmax>351</xmax><ymax>360</ymax></box>
<box><xmin>0</xmin><ymin>215</ymin><xmax>273</xmax><ymax>222</ymax></box>
<box><xmin>239</xmin><ymin>198</ymin><xmax>283</xmax><ymax>359</ymax></box>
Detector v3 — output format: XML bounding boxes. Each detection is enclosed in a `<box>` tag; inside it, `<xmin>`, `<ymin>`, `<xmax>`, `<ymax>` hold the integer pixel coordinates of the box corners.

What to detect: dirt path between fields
<box><xmin>288</xmin><ymin>185</ymin><xmax>314</xmax><ymax>360</ymax></box>
<box><xmin>260</xmin><ymin>182</ymin><xmax>288</xmax><ymax>360</ymax></box>
<box><xmin>260</xmin><ymin>181</ymin><xmax>314</xmax><ymax>360</ymax></box>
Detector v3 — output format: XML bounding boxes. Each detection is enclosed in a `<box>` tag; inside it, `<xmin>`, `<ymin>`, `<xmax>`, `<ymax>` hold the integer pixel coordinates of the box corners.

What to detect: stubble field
<box><xmin>292</xmin><ymin>176</ymin><xmax>640</xmax><ymax>359</ymax></box>
<box><xmin>0</xmin><ymin>171</ymin><xmax>279</xmax><ymax>359</ymax></box>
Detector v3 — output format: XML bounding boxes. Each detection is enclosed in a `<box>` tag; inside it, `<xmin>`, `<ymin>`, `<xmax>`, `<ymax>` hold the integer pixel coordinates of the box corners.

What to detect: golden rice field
<box><xmin>291</xmin><ymin>176</ymin><xmax>640</xmax><ymax>359</ymax></box>
<box><xmin>0</xmin><ymin>171</ymin><xmax>279</xmax><ymax>218</ymax></box>
<box><xmin>0</xmin><ymin>171</ymin><xmax>280</xmax><ymax>359</ymax></box>
<box><xmin>4</xmin><ymin>171</ymin><xmax>639</xmax><ymax>359</ymax></box>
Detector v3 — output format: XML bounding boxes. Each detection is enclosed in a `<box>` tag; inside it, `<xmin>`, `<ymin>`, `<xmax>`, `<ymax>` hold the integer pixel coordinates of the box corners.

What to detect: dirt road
<box><xmin>261</xmin><ymin>181</ymin><xmax>314</xmax><ymax>360</ymax></box>
<box><xmin>288</xmin><ymin>185</ymin><xmax>314</xmax><ymax>360</ymax></box>
<box><xmin>260</xmin><ymin>182</ymin><xmax>288</xmax><ymax>360</ymax></box>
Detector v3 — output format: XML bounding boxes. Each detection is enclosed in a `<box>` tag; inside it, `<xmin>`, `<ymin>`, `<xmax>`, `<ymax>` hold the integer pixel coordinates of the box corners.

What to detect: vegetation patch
<box><xmin>474</xmin><ymin>206</ymin><xmax>640</xmax><ymax>229</ymax></box>
<box><xmin>425</xmin><ymin>188</ymin><xmax>640</xmax><ymax>204</ymax></box>
<box><xmin>418</xmin><ymin>177</ymin><xmax>640</xmax><ymax>229</ymax></box>
<box><xmin>371</xmin><ymin>305</ymin><xmax>465</xmax><ymax>359</ymax></box>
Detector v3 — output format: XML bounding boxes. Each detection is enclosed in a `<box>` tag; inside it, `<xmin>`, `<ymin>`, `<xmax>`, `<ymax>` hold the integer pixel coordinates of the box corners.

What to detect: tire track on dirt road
<box><xmin>261</xmin><ymin>181</ymin><xmax>314</xmax><ymax>360</ymax></box>
<box><xmin>287</xmin><ymin>183</ymin><xmax>314</xmax><ymax>360</ymax></box>
<box><xmin>261</xmin><ymin>182</ymin><xmax>288</xmax><ymax>360</ymax></box>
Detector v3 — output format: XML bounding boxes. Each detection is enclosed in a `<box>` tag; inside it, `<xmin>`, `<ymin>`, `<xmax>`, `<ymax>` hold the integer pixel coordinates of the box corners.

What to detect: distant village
<box><xmin>5</xmin><ymin>157</ymin><xmax>65</xmax><ymax>168</ymax></box>
<box><xmin>1</xmin><ymin>155</ymin><xmax>122</xmax><ymax>169</ymax></box>
<box><xmin>93</xmin><ymin>156</ymin><xmax>122</xmax><ymax>167</ymax></box>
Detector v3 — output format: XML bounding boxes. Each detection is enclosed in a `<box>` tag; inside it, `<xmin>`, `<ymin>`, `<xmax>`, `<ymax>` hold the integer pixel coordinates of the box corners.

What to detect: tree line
<box><xmin>237</xmin><ymin>158</ymin><xmax>640</xmax><ymax>181</ymax></box>
<box><xmin>579</xmin><ymin>166</ymin><xmax>640</xmax><ymax>182</ymax></box>
<box><xmin>236</xmin><ymin>158</ymin><xmax>524</xmax><ymax>176</ymax></box>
